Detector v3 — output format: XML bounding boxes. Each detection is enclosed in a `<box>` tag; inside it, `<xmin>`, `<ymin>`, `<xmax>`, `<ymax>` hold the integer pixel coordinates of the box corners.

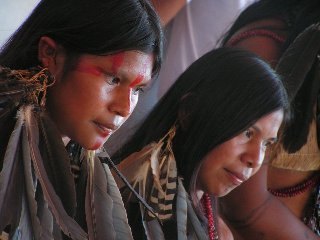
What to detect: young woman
<box><xmin>0</xmin><ymin>0</ymin><xmax>163</xmax><ymax>239</ymax></box>
<box><xmin>112</xmin><ymin>47</ymin><xmax>288</xmax><ymax>239</ymax></box>
<box><xmin>219</xmin><ymin>0</ymin><xmax>320</xmax><ymax>239</ymax></box>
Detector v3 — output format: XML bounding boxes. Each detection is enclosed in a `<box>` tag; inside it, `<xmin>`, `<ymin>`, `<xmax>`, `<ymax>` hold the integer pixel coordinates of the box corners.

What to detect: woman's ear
<box><xmin>38</xmin><ymin>36</ymin><xmax>58</xmax><ymax>69</ymax></box>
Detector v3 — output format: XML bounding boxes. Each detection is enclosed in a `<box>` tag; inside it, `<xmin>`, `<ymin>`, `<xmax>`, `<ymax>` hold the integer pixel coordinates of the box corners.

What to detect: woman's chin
<box><xmin>78</xmin><ymin>138</ymin><xmax>105</xmax><ymax>151</ymax></box>
<box><xmin>215</xmin><ymin>187</ymin><xmax>235</xmax><ymax>197</ymax></box>
<box><xmin>87</xmin><ymin>142</ymin><xmax>104</xmax><ymax>150</ymax></box>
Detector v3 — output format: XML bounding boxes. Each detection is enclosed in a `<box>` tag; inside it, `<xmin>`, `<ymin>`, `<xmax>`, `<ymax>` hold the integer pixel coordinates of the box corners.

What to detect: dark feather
<box><xmin>38</xmin><ymin>110</ymin><xmax>77</xmax><ymax>216</ymax></box>
<box><xmin>99</xmin><ymin>151</ymin><xmax>158</xmax><ymax>219</ymax></box>
<box><xmin>0</xmin><ymin>109</ymin><xmax>24</xmax><ymax>232</ymax></box>
<box><xmin>24</xmin><ymin>106</ymin><xmax>87</xmax><ymax>240</ymax></box>
<box><xmin>85</xmin><ymin>153</ymin><xmax>116</xmax><ymax>240</ymax></box>
<box><xmin>17</xmin><ymin>189</ymin><xmax>34</xmax><ymax>240</ymax></box>
<box><xmin>22</xmin><ymin>125</ymin><xmax>54</xmax><ymax>239</ymax></box>
<box><xmin>276</xmin><ymin>23</ymin><xmax>320</xmax><ymax>152</ymax></box>
<box><xmin>176</xmin><ymin>178</ymin><xmax>187</xmax><ymax>239</ymax></box>
<box><xmin>102</xmin><ymin>162</ymin><xmax>134</xmax><ymax>240</ymax></box>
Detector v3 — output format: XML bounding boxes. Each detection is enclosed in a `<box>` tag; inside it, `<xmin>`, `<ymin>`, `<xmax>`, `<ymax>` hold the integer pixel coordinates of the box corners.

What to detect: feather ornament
<box><xmin>0</xmin><ymin>108</ymin><xmax>24</xmax><ymax>232</ymax></box>
<box><xmin>23</xmin><ymin>105</ymin><xmax>87</xmax><ymax>240</ymax></box>
<box><xmin>276</xmin><ymin>23</ymin><xmax>320</xmax><ymax>101</ymax></box>
<box><xmin>138</xmin><ymin>179</ymin><xmax>165</xmax><ymax>240</ymax></box>
<box><xmin>115</xmin><ymin>126</ymin><xmax>178</xmax><ymax>222</ymax></box>
<box><xmin>37</xmin><ymin>110</ymin><xmax>77</xmax><ymax>216</ymax></box>
<box><xmin>102</xmin><ymin>162</ymin><xmax>134</xmax><ymax>240</ymax></box>
<box><xmin>21</xmin><ymin>124</ymin><xmax>54</xmax><ymax>239</ymax></box>
<box><xmin>141</xmin><ymin>218</ymin><xmax>165</xmax><ymax>240</ymax></box>
<box><xmin>113</xmin><ymin>144</ymin><xmax>155</xmax><ymax>190</ymax></box>
<box><xmin>85</xmin><ymin>150</ymin><xmax>114</xmax><ymax>240</ymax></box>
<box><xmin>151</xmin><ymin>130</ymin><xmax>177</xmax><ymax>221</ymax></box>
<box><xmin>16</xmin><ymin>188</ymin><xmax>34</xmax><ymax>240</ymax></box>
<box><xmin>181</xmin><ymin>180</ymin><xmax>209</xmax><ymax>240</ymax></box>
<box><xmin>276</xmin><ymin>23</ymin><xmax>320</xmax><ymax>152</ymax></box>
<box><xmin>85</xmin><ymin>151</ymin><xmax>134</xmax><ymax>240</ymax></box>
<box><xmin>100</xmin><ymin>151</ymin><xmax>159</xmax><ymax>223</ymax></box>
<box><xmin>176</xmin><ymin>178</ymin><xmax>188</xmax><ymax>240</ymax></box>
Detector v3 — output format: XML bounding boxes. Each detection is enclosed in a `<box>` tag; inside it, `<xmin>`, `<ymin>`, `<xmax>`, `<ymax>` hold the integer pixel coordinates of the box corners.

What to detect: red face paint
<box><xmin>75</xmin><ymin>63</ymin><xmax>103</xmax><ymax>77</ymax></box>
<box><xmin>111</xmin><ymin>53</ymin><xmax>125</xmax><ymax>73</ymax></box>
<box><xmin>91</xmin><ymin>141</ymin><xmax>103</xmax><ymax>150</ymax></box>
<box><xmin>129</xmin><ymin>74</ymin><xmax>143</xmax><ymax>88</ymax></box>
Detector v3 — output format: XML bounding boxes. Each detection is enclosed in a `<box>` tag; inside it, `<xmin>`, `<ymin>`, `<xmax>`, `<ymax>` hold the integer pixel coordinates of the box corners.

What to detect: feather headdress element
<box><xmin>115</xmin><ymin>125</ymin><xmax>178</xmax><ymax>221</ymax></box>
<box><xmin>276</xmin><ymin>23</ymin><xmax>320</xmax><ymax>152</ymax></box>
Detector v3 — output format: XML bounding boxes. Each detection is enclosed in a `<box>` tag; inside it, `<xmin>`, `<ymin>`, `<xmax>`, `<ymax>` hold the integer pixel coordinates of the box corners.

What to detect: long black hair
<box><xmin>0</xmin><ymin>0</ymin><xmax>163</xmax><ymax>78</ymax></box>
<box><xmin>113</xmin><ymin>47</ymin><xmax>289</xmax><ymax>190</ymax></box>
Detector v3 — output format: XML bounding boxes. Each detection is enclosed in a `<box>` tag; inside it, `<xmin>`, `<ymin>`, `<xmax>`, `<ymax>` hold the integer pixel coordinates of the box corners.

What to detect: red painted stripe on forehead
<box><xmin>75</xmin><ymin>64</ymin><xmax>103</xmax><ymax>76</ymax></box>
<box><xmin>129</xmin><ymin>74</ymin><xmax>143</xmax><ymax>88</ymax></box>
<box><xmin>111</xmin><ymin>53</ymin><xmax>125</xmax><ymax>73</ymax></box>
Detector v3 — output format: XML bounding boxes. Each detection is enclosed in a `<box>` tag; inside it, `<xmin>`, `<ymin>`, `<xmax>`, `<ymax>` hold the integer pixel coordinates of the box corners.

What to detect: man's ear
<box><xmin>38</xmin><ymin>36</ymin><xmax>58</xmax><ymax>69</ymax></box>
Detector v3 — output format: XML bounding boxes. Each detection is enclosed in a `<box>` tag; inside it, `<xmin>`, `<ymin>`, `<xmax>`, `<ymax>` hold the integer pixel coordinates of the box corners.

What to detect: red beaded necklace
<box><xmin>201</xmin><ymin>193</ymin><xmax>218</xmax><ymax>240</ymax></box>
<box><xmin>228</xmin><ymin>28</ymin><xmax>286</xmax><ymax>47</ymax></box>
<box><xmin>268</xmin><ymin>174</ymin><xmax>319</xmax><ymax>198</ymax></box>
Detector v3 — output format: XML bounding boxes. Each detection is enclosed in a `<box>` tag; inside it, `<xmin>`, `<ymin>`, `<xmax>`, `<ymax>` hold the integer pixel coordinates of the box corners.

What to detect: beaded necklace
<box><xmin>268</xmin><ymin>173</ymin><xmax>319</xmax><ymax>198</ymax></box>
<box><xmin>228</xmin><ymin>28</ymin><xmax>286</xmax><ymax>47</ymax></box>
<box><xmin>268</xmin><ymin>173</ymin><xmax>320</xmax><ymax>235</ymax></box>
<box><xmin>201</xmin><ymin>193</ymin><xmax>218</xmax><ymax>240</ymax></box>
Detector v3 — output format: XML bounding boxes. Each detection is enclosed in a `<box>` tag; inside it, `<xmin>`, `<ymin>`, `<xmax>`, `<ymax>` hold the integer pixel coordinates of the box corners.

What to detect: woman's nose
<box><xmin>241</xmin><ymin>142</ymin><xmax>265</xmax><ymax>168</ymax></box>
<box><xmin>108</xmin><ymin>87</ymin><xmax>137</xmax><ymax>118</ymax></box>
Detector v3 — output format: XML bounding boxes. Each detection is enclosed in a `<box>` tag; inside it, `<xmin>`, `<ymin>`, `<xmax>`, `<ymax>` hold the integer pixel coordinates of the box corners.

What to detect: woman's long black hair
<box><xmin>0</xmin><ymin>0</ymin><xmax>163</xmax><ymax>78</ymax></box>
<box><xmin>113</xmin><ymin>47</ymin><xmax>289</xmax><ymax>191</ymax></box>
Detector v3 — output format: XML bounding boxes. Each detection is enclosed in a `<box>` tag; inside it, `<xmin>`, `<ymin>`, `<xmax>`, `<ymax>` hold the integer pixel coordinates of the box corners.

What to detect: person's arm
<box><xmin>220</xmin><ymin>165</ymin><xmax>320</xmax><ymax>240</ymax></box>
<box><xmin>150</xmin><ymin>0</ymin><xmax>189</xmax><ymax>26</ymax></box>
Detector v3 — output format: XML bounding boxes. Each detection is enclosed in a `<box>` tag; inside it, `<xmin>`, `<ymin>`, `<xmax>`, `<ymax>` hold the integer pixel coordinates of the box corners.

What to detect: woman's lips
<box><xmin>225</xmin><ymin>169</ymin><xmax>248</xmax><ymax>186</ymax></box>
<box><xmin>93</xmin><ymin>121</ymin><xmax>114</xmax><ymax>137</ymax></box>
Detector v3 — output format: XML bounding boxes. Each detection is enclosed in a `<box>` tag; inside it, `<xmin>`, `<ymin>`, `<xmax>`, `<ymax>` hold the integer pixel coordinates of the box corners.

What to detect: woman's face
<box><xmin>46</xmin><ymin>50</ymin><xmax>154</xmax><ymax>150</ymax></box>
<box><xmin>197</xmin><ymin>109</ymin><xmax>284</xmax><ymax>197</ymax></box>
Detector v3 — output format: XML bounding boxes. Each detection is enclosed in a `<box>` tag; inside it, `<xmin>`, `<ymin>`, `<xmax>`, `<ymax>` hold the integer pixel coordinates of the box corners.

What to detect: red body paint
<box><xmin>75</xmin><ymin>64</ymin><xmax>103</xmax><ymax>77</ymax></box>
<box><xmin>91</xmin><ymin>141</ymin><xmax>103</xmax><ymax>150</ymax></box>
<box><xmin>111</xmin><ymin>53</ymin><xmax>125</xmax><ymax>73</ymax></box>
<box><xmin>129</xmin><ymin>74</ymin><xmax>143</xmax><ymax>88</ymax></box>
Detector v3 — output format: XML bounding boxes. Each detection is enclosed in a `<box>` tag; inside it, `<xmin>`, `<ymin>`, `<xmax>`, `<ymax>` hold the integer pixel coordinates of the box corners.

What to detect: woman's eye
<box><xmin>264</xmin><ymin>141</ymin><xmax>271</xmax><ymax>148</ymax></box>
<box><xmin>133</xmin><ymin>87</ymin><xmax>144</xmax><ymax>95</ymax></box>
<box><xmin>106</xmin><ymin>75</ymin><xmax>120</xmax><ymax>85</ymax></box>
<box><xmin>263</xmin><ymin>140</ymin><xmax>276</xmax><ymax>149</ymax></box>
<box><xmin>244</xmin><ymin>129</ymin><xmax>253</xmax><ymax>139</ymax></box>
